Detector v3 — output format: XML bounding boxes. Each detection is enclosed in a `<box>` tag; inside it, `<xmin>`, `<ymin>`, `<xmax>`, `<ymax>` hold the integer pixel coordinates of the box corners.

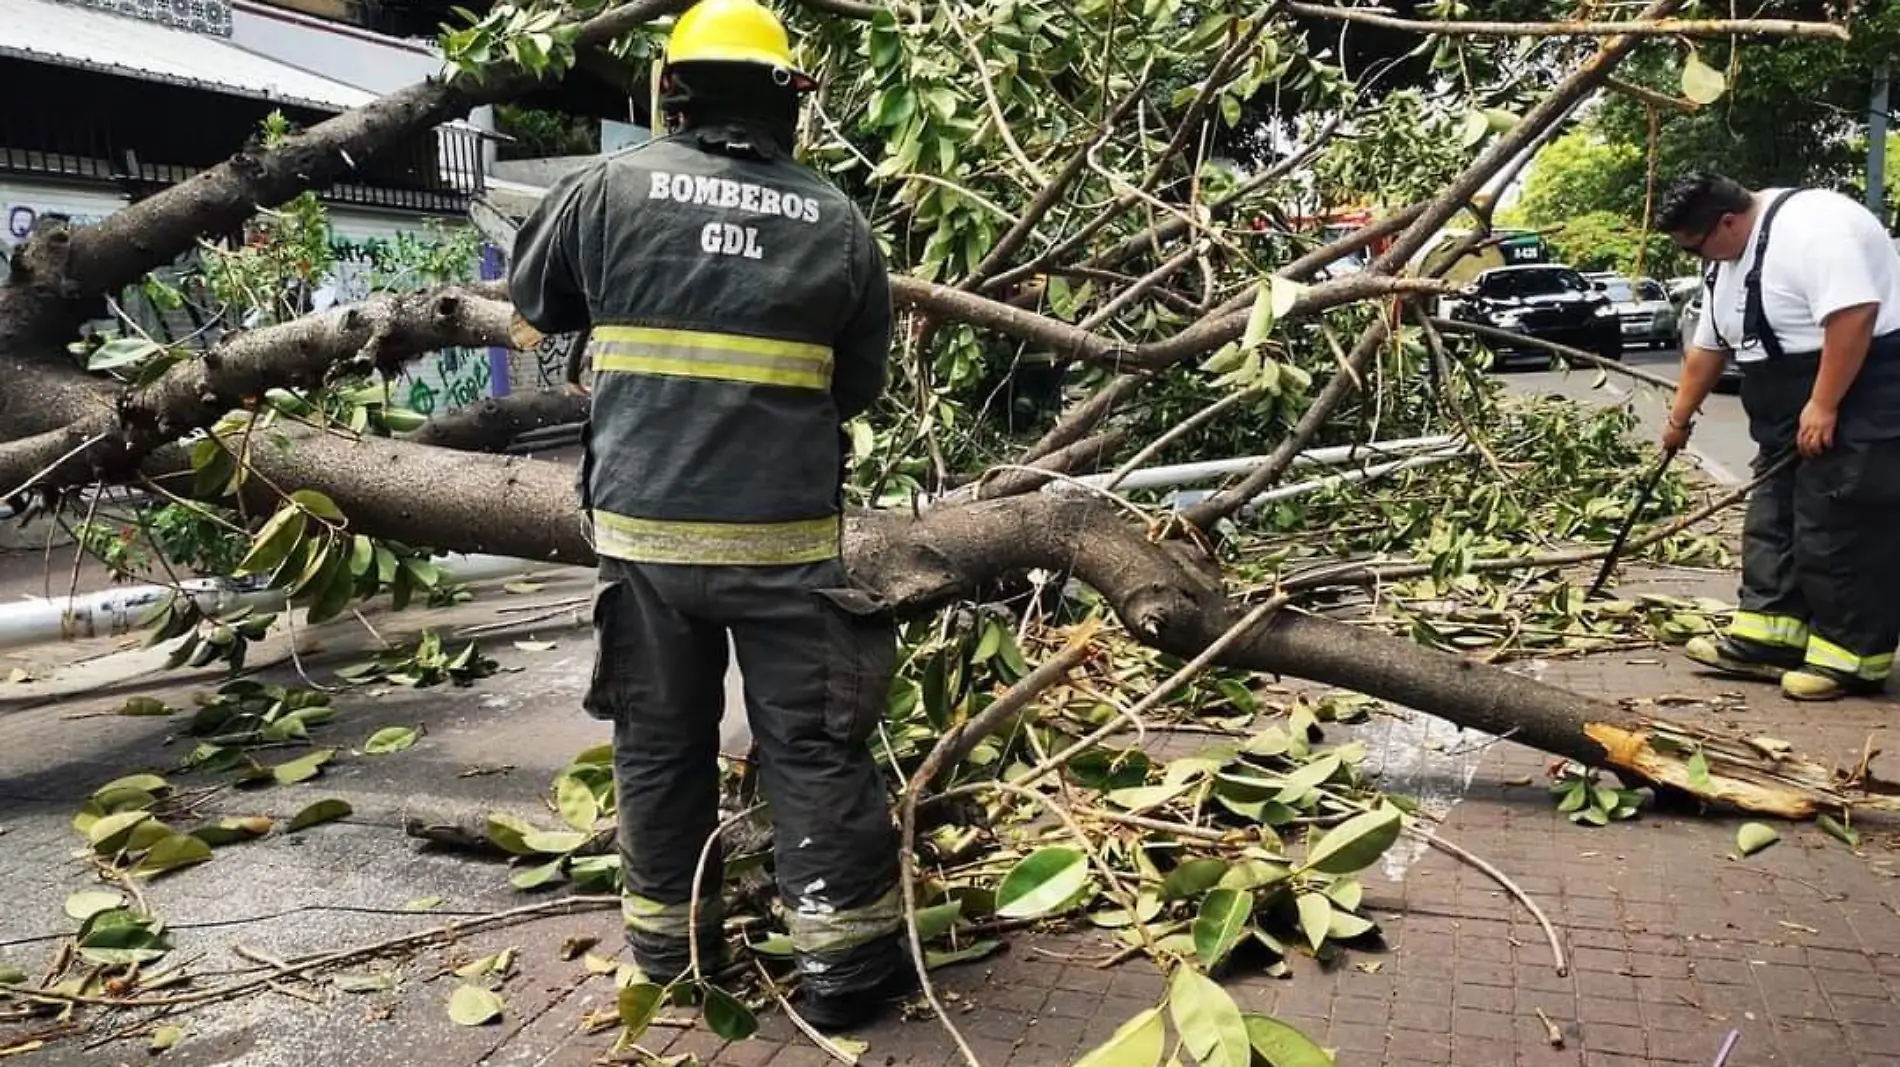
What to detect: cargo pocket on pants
<box><xmin>813</xmin><ymin>586</ymin><xmax>897</xmax><ymax>746</ymax></box>
<box><xmin>581</xmin><ymin>577</ymin><xmax>626</xmax><ymax>722</ymax></box>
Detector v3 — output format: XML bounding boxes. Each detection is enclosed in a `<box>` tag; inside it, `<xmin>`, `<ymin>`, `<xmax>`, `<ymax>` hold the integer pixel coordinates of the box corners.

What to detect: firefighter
<box><xmin>506</xmin><ymin>0</ymin><xmax>910</xmax><ymax>1029</ymax></box>
<box><xmin>1658</xmin><ymin>171</ymin><xmax>1900</xmax><ymax>701</ymax></box>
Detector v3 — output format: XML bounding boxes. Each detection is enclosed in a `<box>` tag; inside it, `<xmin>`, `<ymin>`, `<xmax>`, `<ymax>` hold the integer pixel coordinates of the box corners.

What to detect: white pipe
<box><xmin>0</xmin><ymin>553</ymin><xmax>549</xmax><ymax>652</ymax></box>
<box><xmin>1063</xmin><ymin>434</ymin><xmax>1461</xmax><ymax>493</ymax></box>
<box><xmin>1168</xmin><ymin>446</ymin><xmax>1471</xmax><ymax>516</ymax></box>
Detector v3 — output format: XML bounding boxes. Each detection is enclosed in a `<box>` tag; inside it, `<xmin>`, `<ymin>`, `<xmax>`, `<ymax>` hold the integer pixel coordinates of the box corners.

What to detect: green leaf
<box><xmin>510</xmin><ymin>857</ymin><xmax>567</xmax><ymax>890</ymax></box>
<box><xmin>1218</xmin><ymin>860</ymin><xmax>1290</xmax><ymax>892</ymax></box>
<box><xmin>994</xmin><ymin>846</ymin><xmax>1090</xmax><ymax>919</ymax></box>
<box><xmin>1818</xmin><ymin>814</ymin><xmax>1861</xmax><ymax>848</ymax></box>
<box><xmin>1686</xmin><ymin>748</ymin><xmax>1713</xmax><ymax>792</ymax></box>
<box><xmin>1072</xmin><ymin>1005</ymin><xmax>1165</xmax><ymax>1067</ymax></box>
<box><xmin>404</xmin><ymin>897</ymin><xmax>445</xmax><ymax>913</ymax></box>
<box><xmin>131</xmin><ymin>833</ymin><xmax>213</xmax><ymax>876</ymax></box>
<box><xmin>1192</xmin><ymin>888</ymin><xmax>1253</xmax><ymax>970</ymax></box>
<box><xmin>93</xmin><ymin>773</ymin><xmax>169</xmax><ymax>799</ymax></box>
<box><xmin>1273</xmin><ymin>754</ymin><xmax>1341</xmax><ymax>804</ymax></box>
<box><xmin>271</xmin><ymin>748</ymin><xmax>335</xmax><ymax>785</ymax></box>
<box><xmin>117</xmin><ymin>696</ymin><xmax>175</xmax><ymax>717</ymax></box>
<box><xmin>87</xmin><ymin>810</ymin><xmax>154</xmax><ymax>852</ymax></box>
<box><xmin>618</xmin><ymin>982</ymin><xmax>666</xmax><ymax>1041</ymax></box>
<box><xmin>925</xmin><ymin>939</ymin><xmax>1004</xmax><ymax>969</ymax></box>
<box><xmin>521</xmin><ymin>829</ymin><xmax>588</xmax><ymax>855</ymax></box>
<box><xmin>1301</xmin><ymin>806</ymin><xmax>1401</xmax><ymax>875</ymax></box>
<box><xmin>485</xmin><ymin>813</ymin><xmax>539</xmax><ymax>855</ymax></box>
<box><xmin>1168</xmin><ymin>967</ymin><xmax>1250</xmax><ymax>1067</ymax></box>
<box><xmin>913</xmin><ymin>899</ymin><xmax>964</xmax><ymax>942</ymax></box>
<box><xmin>191</xmin><ymin>815</ymin><xmax>274</xmax><ymax>847</ymax></box>
<box><xmin>333</xmin><ymin>971</ymin><xmax>399</xmax><ymax>993</ymax></box>
<box><xmin>1326</xmin><ymin>910</ymin><xmax>1377</xmax><ymax>940</ymax></box>
<box><xmin>149</xmin><ymin>1024</ymin><xmax>183</xmax><ymax>1053</ymax></box>
<box><xmin>290</xmin><ymin>489</ymin><xmax>345</xmax><ymax>521</ymax></box>
<box><xmin>1243</xmin><ymin>280</ymin><xmax>1277</xmax><ymax>349</ymax></box>
<box><xmin>1295</xmin><ymin>892</ymin><xmax>1332</xmax><ymax>951</ymax></box>
<box><xmin>1459</xmin><ymin>109</ymin><xmax>1489</xmax><ymax>148</ymax></box>
<box><xmin>702</xmin><ymin>983</ymin><xmax>758</xmax><ymax>1040</ymax></box>
<box><xmin>1162</xmin><ymin>857</ymin><xmax>1230</xmax><ymax>901</ymax></box>
<box><xmin>1557</xmin><ymin>781</ymin><xmax>1589</xmax><ymax>813</ymax></box>
<box><xmin>1243</xmin><ymin>1014</ymin><xmax>1335</xmax><ymax>1067</ymax></box>
<box><xmin>88</xmin><ymin>336</ymin><xmax>163</xmax><ymax>371</ymax></box>
<box><xmin>1681</xmin><ymin>51</ymin><xmax>1727</xmax><ymax>105</ymax></box>
<box><xmin>1324</xmin><ymin>878</ymin><xmax>1363</xmax><ymax>912</ymax></box>
<box><xmin>1735</xmin><ymin>822</ymin><xmax>1779</xmax><ymax>857</ymax></box>
<box><xmin>235</xmin><ymin>505</ymin><xmax>307</xmax><ymax>578</ymax></box>
<box><xmin>1104</xmin><ymin>782</ymin><xmax>1193</xmax><ymax>812</ymax></box>
<box><xmin>65</xmin><ymin>889</ymin><xmax>126</xmax><ymax>922</ymax></box>
<box><xmin>364</xmin><ymin>726</ymin><xmax>419</xmax><ymax>755</ymax></box>
<box><xmin>0</xmin><ymin>967</ymin><xmax>24</xmax><ymax>985</ymax></box>
<box><xmin>556</xmin><ymin>774</ymin><xmax>600</xmax><ymax>832</ymax></box>
<box><xmin>287</xmin><ymin>798</ymin><xmax>353</xmax><ymax>833</ymax></box>
<box><xmin>448</xmin><ymin>984</ymin><xmax>505</xmax><ymax>1026</ymax></box>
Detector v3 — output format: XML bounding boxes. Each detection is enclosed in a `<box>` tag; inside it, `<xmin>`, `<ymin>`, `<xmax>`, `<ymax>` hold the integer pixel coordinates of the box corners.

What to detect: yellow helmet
<box><xmin>662</xmin><ymin>0</ymin><xmax>813</xmax><ymax>88</ymax></box>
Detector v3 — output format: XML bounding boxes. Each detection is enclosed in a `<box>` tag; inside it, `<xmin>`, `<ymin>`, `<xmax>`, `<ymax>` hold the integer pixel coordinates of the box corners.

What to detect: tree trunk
<box><xmin>186</xmin><ymin>429</ymin><xmax>1878</xmax><ymax>819</ymax></box>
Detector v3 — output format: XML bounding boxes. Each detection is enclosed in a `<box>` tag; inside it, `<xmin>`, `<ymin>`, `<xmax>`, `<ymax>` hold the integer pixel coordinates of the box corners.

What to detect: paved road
<box><xmin>1502</xmin><ymin>346</ymin><xmax>1755</xmax><ymax>485</ymax></box>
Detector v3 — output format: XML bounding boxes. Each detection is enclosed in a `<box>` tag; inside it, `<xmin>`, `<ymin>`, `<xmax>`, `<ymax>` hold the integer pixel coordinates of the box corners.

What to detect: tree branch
<box><xmin>0</xmin><ymin>0</ymin><xmax>686</xmax><ymax>350</ymax></box>
<box><xmin>406</xmin><ymin>390</ymin><xmax>592</xmax><ymax>453</ymax></box>
<box><xmin>1372</xmin><ymin>0</ymin><xmax>1691</xmax><ymax>275</ymax></box>
<box><xmin>1605</xmin><ymin>76</ymin><xmax>1699</xmax><ymax>115</ymax></box>
<box><xmin>1285</xmin><ymin>2</ymin><xmax>1846</xmax><ymax>39</ymax></box>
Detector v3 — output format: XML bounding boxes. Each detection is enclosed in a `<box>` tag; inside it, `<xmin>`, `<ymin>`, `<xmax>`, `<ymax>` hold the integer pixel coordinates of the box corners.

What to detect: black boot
<box><xmin>794</xmin><ymin>934</ymin><xmax>919</xmax><ymax>1031</ymax></box>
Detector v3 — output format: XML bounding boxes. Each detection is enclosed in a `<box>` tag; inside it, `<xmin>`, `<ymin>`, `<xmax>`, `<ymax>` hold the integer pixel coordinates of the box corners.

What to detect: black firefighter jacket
<box><xmin>508</xmin><ymin>123</ymin><xmax>891</xmax><ymax>566</ymax></box>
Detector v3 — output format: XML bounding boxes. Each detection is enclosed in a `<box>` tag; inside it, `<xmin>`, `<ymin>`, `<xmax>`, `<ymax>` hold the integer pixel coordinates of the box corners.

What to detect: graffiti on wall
<box><xmin>1</xmin><ymin>202</ymin><xmax>114</xmax><ymax>284</ymax></box>
<box><xmin>320</xmin><ymin>240</ymin><xmax>501</xmax><ymax>415</ymax></box>
<box><xmin>5</xmin><ymin>193</ymin><xmax>510</xmax><ymax>416</ymax></box>
<box><xmin>403</xmin><ymin>347</ymin><xmax>494</xmax><ymax>416</ymax></box>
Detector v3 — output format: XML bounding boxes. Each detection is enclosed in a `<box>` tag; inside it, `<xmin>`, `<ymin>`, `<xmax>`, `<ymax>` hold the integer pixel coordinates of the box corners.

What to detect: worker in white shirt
<box><xmin>1659</xmin><ymin>171</ymin><xmax>1900</xmax><ymax>701</ymax></box>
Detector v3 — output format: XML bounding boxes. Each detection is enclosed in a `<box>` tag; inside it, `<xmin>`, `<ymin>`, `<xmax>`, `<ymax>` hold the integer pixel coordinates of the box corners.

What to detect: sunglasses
<box><xmin>1674</xmin><ymin>213</ymin><xmax>1730</xmax><ymax>257</ymax></box>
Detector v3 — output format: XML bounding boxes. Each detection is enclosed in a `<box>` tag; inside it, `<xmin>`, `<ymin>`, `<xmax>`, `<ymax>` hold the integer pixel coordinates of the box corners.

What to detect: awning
<box><xmin>0</xmin><ymin>0</ymin><xmax>380</xmax><ymax>113</ymax></box>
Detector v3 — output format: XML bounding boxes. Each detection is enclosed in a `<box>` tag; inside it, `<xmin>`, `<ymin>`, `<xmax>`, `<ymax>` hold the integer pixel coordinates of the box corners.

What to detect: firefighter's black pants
<box><xmin>584</xmin><ymin>556</ymin><xmax>903</xmax><ymax>997</ymax></box>
<box><xmin>1734</xmin><ymin>335</ymin><xmax>1900</xmax><ymax>682</ymax></box>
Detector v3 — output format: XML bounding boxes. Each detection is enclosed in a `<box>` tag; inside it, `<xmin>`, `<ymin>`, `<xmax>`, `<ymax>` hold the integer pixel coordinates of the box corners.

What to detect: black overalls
<box><xmin>1708</xmin><ymin>192</ymin><xmax>1900</xmax><ymax>685</ymax></box>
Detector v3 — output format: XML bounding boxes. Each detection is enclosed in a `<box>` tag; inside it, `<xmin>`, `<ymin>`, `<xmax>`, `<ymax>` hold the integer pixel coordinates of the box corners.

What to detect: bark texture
<box><xmin>406</xmin><ymin>390</ymin><xmax>592</xmax><ymax>452</ymax></box>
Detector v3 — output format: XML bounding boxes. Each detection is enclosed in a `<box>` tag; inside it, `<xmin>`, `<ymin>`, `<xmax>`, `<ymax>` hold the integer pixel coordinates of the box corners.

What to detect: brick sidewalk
<box><xmin>1</xmin><ymin>561</ymin><xmax>1897</xmax><ymax>1066</ymax></box>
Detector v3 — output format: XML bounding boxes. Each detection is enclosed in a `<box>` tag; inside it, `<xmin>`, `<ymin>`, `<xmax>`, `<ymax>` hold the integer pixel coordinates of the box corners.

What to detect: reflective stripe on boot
<box><xmin>1727</xmin><ymin>611</ymin><xmax>1809</xmax><ymax>650</ymax></box>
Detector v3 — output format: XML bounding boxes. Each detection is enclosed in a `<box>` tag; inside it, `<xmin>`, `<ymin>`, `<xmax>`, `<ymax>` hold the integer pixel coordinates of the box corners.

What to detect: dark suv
<box><xmin>1447</xmin><ymin>265</ymin><xmax>1623</xmax><ymax>365</ymax></box>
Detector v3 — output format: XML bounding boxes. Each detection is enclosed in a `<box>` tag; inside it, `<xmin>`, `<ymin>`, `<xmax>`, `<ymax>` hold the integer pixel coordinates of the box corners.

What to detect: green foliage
<box><xmin>440</xmin><ymin>3</ymin><xmax>580</xmax><ymax>83</ymax></box>
<box><xmin>1541</xmin><ymin>210</ymin><xmax>1685</xmax><ymax>277</ymax></box>
<box><xmin>494</xmin><ymin>103</ymin><xmax>601</xmax><ymax>160</ymax></box>
<box><xmin>199</xmin><ymin>192</ymin><xmax>338</xmax><ymax>327</ymax></box>
<box><xmin>1515</xmin><ymin>130</ymin><xmax>1648</xmax><ymax>225</ymax></box>
<box><xmin>1596</xmin><ymin>2</ymin><xmax>1900</xmax><ymax>215</ymax></box>
<box><xmin>1314</xmin><ymin>89</ymin><xmax>1474</xmax><ymax>208</ymax></box>
<box><xmin>1548</xmin><ymin>762</ymin><xmax>1644</xmax><ymax>826</ymax></box>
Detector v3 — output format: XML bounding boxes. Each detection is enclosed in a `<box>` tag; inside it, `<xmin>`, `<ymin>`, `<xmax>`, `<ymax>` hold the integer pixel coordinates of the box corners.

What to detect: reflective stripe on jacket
<box><xmin>507</xmin><ymin>125</ymin><xmax>891</xmax><ymax>565</ymax></box>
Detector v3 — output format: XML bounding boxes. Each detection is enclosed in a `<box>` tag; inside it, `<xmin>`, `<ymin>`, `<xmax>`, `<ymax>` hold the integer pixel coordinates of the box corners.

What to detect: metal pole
<box><xmin>1870</xmin><ymin>64</ymin><xmax>1890</xmax><ymax>220</ymax></box>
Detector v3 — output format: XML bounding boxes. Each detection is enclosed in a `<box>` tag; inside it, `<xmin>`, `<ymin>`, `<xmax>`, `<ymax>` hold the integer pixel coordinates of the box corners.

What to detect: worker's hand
<box><xmin>1798</xmin><ymin>399</ymin><xmax>1837</xmax><ymax>458</ymax></box>
<box><xmin>1660</xmin><ymin>415</ymin><xmax>1694</xmax><ymax>453</ymax></box>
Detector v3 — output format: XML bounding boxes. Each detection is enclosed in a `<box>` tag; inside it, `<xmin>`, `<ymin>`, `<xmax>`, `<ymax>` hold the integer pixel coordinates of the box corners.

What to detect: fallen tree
<box><xmin>0</xmin><ymin>0</ymin><xmax>1886</xmax><ymax>1059</ymax></box>
<box><xmin>0</xmin><ymin>0</ymin><xmax>1881</xmax><ymax>822</ymax></box>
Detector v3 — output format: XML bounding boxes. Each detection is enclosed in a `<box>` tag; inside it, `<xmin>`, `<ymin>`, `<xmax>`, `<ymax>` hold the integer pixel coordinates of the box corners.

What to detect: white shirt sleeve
<box><xmin>1800</xmin><ymin>213</ymin><xmax>1890</xmax><ymax>326</ymax></box>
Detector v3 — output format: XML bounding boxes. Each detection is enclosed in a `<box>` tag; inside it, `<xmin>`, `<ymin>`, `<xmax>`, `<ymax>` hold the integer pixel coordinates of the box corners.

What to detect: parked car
<box><xmin>1591</xmin><ymin>274</ymin><xmax>1678</xmax><ymax>349</ymax></box>
<box><xmin>1447</xmin><ymin>264</ymin><xmax>1624</xmax><ymax>366</ymax></box>
<box><xmin>1673</xmin><ymin>285</ymin><xmax>1741</xmax><ymax>393</ymax></box>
